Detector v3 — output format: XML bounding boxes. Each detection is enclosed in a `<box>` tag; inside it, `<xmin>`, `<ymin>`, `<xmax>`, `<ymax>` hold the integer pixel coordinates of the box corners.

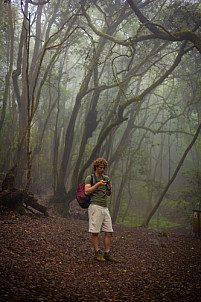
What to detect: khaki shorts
<box><xmin>88</xmin><ymin>204</ymin><xmax>113</xmax><ymax>233</ymax></box>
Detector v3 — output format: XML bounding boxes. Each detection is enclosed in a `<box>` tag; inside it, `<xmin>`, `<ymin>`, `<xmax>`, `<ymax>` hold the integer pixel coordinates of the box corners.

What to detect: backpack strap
<box><xmin>90</xmin><ymin>174</ymin><xmax>93</xmax><ymax>186</ymax></box>
<box><xmin>93</xmin><ymin>172</ymin><xmax>98</xmax><ymax>183</ymax></box>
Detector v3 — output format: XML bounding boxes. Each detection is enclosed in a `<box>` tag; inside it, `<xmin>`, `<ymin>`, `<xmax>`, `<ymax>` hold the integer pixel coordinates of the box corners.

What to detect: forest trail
<box><xmin>0</xmin><ymin>206</ymin><xmax>201</xmax><ymax>302</ymax></box>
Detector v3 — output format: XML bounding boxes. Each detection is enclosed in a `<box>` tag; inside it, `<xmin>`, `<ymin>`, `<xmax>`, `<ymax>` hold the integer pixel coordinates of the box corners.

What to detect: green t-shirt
<box><xmin>85</xmin><ymin>174</ymin><xmax>110</xmax><ymax>208</ymax></box>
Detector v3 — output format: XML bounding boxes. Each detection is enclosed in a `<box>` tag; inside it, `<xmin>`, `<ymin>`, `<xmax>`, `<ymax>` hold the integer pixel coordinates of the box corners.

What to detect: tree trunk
<box><xmin>143</xmin><ymin>122</ymin><xmax>201</xmax><ymax>227</ymax></box>
<box><xmin>0</xmin><ymin>167</ymin><xmax>48</xmax><ymax>216</ymax></box>
<box><xmin>55</xmin><ymin>5</ymin><xmax>130</xmax><ymax>199</ymax></box>
<box><xmin>12</xmin><ymin>1</ymin><xmax>29</xmax><ymax>186</ymax></box>
<box><xmin>0</xmin><ymin>3</ymin><xmax>14</xmax><ymax>134</ymax></box>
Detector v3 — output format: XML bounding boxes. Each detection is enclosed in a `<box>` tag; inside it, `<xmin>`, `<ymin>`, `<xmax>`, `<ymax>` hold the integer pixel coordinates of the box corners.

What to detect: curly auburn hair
<box><xmin>93</xmin><ymin>158</ymin><xmax>108</xmax><ymax>171</ymax></box>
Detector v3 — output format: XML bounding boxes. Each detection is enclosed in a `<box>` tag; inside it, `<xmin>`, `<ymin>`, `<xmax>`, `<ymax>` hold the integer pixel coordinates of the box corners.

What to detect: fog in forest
<box><xmin>0</xmin><ymin>0</ymin><xmax>201</xmax><ymax>233</ymax></box>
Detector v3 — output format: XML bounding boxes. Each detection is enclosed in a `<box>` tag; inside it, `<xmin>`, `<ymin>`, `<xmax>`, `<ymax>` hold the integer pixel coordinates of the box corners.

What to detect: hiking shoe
<box><xmin>104</xmin><ymin>251</ymin><xmax>118</xmax><ymax>262</ymax></box>
<box><xmin>94</xmin><ymin>250</ymin><xmax>105</xmax><ymax>261</ymax></box>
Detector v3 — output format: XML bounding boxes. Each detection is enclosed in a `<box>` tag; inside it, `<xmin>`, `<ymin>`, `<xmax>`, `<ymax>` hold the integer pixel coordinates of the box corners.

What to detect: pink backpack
<box><xmin>76</xmin><ymin>175</ymin><xmax>93</xmax><ymax>208</ymax></box>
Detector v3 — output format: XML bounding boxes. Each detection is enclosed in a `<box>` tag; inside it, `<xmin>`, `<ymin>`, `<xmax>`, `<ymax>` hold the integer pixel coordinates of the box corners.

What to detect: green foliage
<box><xmin>180</xmin><ymin>169</ymin><xmax>201</xmax><ymax>210</ymax></box>
<box><xmin>117</xmin><ymin>194</ymin><xmax>193</xmax><ymax>232</ymax></box>
<box><xmin>0</xmin><ymin>0</ymin><xmax>201</xmax><ymax>224</ymax></box>
<box><xmin>149</xmin><ymin>217</ymin><xmax>182</xmax><ymax>231</ymax></box>
<box><xmin>163</xmin><ymin>0</ymin><xmax>201</xmax><ymax>31</ymax></box>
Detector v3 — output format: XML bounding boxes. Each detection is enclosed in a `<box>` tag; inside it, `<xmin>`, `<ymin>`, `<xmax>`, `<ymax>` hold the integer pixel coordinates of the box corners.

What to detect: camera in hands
<box><xmin>105</xmin><ymin>180</ymin><xmax>111</xmax><ymax>190</ymax></box>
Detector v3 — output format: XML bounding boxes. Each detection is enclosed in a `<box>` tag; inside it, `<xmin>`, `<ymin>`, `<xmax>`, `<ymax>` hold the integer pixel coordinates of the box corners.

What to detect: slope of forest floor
<box><xmin>0</xmin><ymin>204</ymin><xmax>201</xmax><ymax>302</ymax></box>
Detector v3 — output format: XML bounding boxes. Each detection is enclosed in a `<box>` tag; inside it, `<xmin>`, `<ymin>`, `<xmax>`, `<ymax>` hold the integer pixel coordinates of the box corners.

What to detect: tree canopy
<box><xmin>0</xmin><ymin>0</ymin><xmax>200</xmax><ymax>230</ymax></box>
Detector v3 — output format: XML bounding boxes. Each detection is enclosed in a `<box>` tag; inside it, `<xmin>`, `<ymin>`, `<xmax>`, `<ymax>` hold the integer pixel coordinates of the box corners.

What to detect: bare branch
<box><xmin>27</xmin><ymin>0</ymin><xmax>50</xmax><ymax>5</ymax></box>
<box><xmin>132</xmin><ymin>125</ymin><xmax>193</xmax><ymax>137</ymax></box>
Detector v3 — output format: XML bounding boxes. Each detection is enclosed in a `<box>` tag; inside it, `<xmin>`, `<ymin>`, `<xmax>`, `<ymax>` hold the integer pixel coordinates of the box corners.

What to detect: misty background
<box><xmin>0</xmin><ymin>0</ymin><xmax>200</xmax><ymax>233</ymax></box>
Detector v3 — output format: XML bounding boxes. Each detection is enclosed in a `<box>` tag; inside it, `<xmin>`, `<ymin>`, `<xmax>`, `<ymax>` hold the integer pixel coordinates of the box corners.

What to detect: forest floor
<box><xmin>0</xmin><ymin>202</ymin><xmax>201</xmax><ymax>302</ymax></box>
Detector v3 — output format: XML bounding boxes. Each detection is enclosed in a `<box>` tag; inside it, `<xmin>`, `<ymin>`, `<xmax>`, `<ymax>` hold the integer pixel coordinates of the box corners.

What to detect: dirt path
<box><xmin>0</xmin><ymin>207</ymin><xmax>201</xmax><ymax>302</ymax></box>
